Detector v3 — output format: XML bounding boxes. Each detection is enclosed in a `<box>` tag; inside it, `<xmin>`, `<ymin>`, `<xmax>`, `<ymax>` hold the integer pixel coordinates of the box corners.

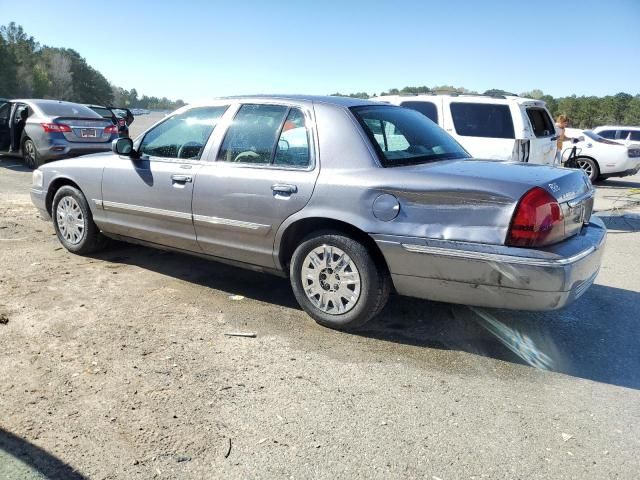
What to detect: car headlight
<box><xmin>628</xmin><ymin>149</ymin><xmax>640</xmax><ymax>158</ymax></box>
<box><xmin>32</xmin><ymin>169</ymin><xmax>43</xmax><ymax>188</ymax></box>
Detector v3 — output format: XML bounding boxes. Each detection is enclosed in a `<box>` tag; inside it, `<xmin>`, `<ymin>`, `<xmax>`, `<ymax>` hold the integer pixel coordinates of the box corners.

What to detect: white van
<box><xmin>375</xmin><ymin>94</ymin><xmax>558</xmax><ymax>165</ymax></box>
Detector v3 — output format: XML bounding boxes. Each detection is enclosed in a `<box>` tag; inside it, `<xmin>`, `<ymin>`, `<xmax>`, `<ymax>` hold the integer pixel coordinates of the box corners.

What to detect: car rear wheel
<box><xmin>290</xmin><ymin>231</ymin><xmax>390</xmax><ymax>330</ymax></box>
<box><xmin>22</xmin><ymin>138</ymin><xmax>43</xmax><ymax>169</ymax></box>
<box><xmin>575</xmin><ymin>157</ymin><xmax>599</xmax><ymax>182</ymax></box>
<box><xmin>52</xmin><ymin>186</ymin><xmax>107</xmax><ymax>254</ymax></box>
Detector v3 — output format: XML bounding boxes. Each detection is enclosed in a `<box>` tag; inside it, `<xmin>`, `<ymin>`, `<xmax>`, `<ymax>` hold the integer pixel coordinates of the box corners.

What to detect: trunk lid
<box><xmin>54</xmin><ymin>117</ymin><xmax>113</xmax><ymax>143</ymax></box>
<box><xmin>386</xmin><ymin>159</ymin><xmax>593</xmax><ymax>244</ymax></box>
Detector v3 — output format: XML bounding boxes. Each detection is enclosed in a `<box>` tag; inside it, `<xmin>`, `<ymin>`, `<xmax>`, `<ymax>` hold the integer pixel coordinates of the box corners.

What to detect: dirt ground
<box><xmin>1</xmin><ymin>135</ymin><xmax>640</xmax><ymax>479</ymax></box>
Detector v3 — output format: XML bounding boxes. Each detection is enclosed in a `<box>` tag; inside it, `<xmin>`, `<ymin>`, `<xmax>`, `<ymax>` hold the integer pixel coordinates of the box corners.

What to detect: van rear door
<box><xmin>521</xmin><ymin>103</ymin><xmax>557</xmax><ymax>165</ymax></box>
<box><xmin>441</xmin><ymin>100</ymin><xmax>516</xmax><ymax>160</ymax></box>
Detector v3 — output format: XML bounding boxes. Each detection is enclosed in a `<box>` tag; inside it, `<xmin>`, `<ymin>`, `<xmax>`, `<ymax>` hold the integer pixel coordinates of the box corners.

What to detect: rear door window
<box><xmin>526</xmin><ymin>107</ymin><xmax>555</xmax><ymax>137</ymax></box>
<box><xmin>218</xmin><ymin>104</ymin><xmax>289</xmax><ymax>164</ymax></box>
<box><xmin>273</xmin><ymin>108</ymin><xmax>311</xmax><ymax>168</ymax></box>
<box><xmin>618</xmin><ymin>130</ymin><xmax>632</xmax><ymax>141</ymax></box>
<box><xmin>598</xmin><ymin>130</ymin><xmax>616</xmax><ymax>139</ymax></box>
<box><xmin>400</xmin><ymin>101</ymin><xmax>438</xmax><ymax>123</ymax></box>
<box><xmin>450</xmin><ymin>102</ymin><xmax>515</xmax><ymax>139</ymax></box>
<box><xmin>140</xmin><ymin>106</ymin><xmax>228</xmax><ymax>160</ymax></box>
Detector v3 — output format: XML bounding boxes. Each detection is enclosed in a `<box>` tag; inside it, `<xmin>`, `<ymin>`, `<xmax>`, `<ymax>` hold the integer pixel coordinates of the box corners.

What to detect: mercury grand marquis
<box><xmin>30</xmin><ymin>95</ymin><xmax>606</xmax><ymax>330</ymax></box>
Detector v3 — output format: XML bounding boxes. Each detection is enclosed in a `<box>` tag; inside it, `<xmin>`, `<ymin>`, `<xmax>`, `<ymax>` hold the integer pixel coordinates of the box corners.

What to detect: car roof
<box><xmin>375</xmin><ymin>93</ymin><xmax>545</xmax><ymax>106</ymax></box>
<box><xmin>205</xmin><ymin>94</ymin><xmax>380</xmax><ymax>108</ymax></box>
<box><xmin>594</xmin><ymin>125</ymin><xmax>640</xmax><ymax>131</ymax></box>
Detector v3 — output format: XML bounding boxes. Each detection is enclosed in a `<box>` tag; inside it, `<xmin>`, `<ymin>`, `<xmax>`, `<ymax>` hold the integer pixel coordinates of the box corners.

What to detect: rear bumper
<box><xmin>373</xmin><ymin>217</ymin><xmax>607</xmax><ymax>311</ymax></box>
<box><xmin>39</xmin><ymin>141</ymin><xmax>112</xmax><ymax>162</ymax></box>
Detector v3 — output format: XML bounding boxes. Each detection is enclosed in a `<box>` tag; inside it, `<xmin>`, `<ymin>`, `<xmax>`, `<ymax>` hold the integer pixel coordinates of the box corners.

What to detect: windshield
<box><xmin>37</xmin><ymin>101</ymin><xmax>101</xmax><ymax>118</ymax></box>
<box><xmin>351</xmin><ymin>105</ymin><xmax>469</xmax><ymax>166</ymax></box>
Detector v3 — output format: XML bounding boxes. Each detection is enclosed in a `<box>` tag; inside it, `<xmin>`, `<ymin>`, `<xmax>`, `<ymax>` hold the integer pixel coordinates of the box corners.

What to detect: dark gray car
<box><xmin>30</xmin><ymin>95</ymin><xmax>606</xmax><ymax>330</ymax></box>
<box><xmin>0</xmin><ymin>99</ymin><xmax>118</xmax><ymax>168</ymax></box>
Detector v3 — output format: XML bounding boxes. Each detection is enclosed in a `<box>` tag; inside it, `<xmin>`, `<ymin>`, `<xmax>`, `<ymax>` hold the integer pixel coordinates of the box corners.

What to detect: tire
<box><xmin>289</xmin><ymin>231</ymin><xmax>391</xmax><ymax>330</ymax></box>
<box><xmin>575</xmin><ymin>157</ymin><xmax>599</xmax><ymax>183</ymax></box>
<box><xmin>52</xmin><ymin>186</ymin><xmax>107</xmax><ymax>254</ymax></box>
<box><xmin>22</xmin><ymin>138</ymin><xmax>43</xmax><ymax>169</ymax></box>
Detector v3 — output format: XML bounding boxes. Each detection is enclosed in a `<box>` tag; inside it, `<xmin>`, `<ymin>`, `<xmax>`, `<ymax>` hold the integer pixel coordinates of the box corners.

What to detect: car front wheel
<box><xmin>290</xmin><ymin>231</ymin><xmax>390</xmax><ymax>330</ymax></box>
<box><xmin>52</xmin><ymin>186</ymin><xmax>107</xmax><ymax>254</ymax></box>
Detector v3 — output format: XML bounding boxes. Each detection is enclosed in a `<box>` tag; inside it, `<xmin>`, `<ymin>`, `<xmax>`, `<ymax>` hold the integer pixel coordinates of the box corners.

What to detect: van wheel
<box><xmin>52</xmin><ymin>186</ymin><xmax>107</xmax><ymax>254</ymax></box>
<box><xmin>23</xmin><ymin>138</ymin><xmax>43</xmax><ymax>169</ymax></box>
<box><xmin>289</xmin><ymin>231</ymin><xmax>390</xmax><ymax>330</ymax></box>
<box><xmin>575</xmin><ymin>157</ymin><xmax>599</xmax><ymax>182</ymax></box>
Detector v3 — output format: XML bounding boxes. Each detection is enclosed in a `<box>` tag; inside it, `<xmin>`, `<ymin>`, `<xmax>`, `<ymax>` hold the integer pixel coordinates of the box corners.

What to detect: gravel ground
<box><xmin>0</xmin><ymin>143</ymin><xmax>639</xmax><ymax>479</ymax></box>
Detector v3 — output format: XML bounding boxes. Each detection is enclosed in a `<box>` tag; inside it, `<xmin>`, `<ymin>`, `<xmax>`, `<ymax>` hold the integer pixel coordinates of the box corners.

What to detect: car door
<box><xmin>0</xmin><ymin>102</ymin><xmax>13</xmax><ymax>152</ymax></box>
<box><xmin>523</xmin><ymin>105</ymin><xmax>557</xmax><ymax>165</ymax></box>
<box><xmin>192</xmin><ymin>102</ymin><xmax>319</xmax><ymax>268</ymax></box>
<box><xmin>100</xmin><ymin>105</ymin><xmax>229</xmax><ymax>251</ymax></box>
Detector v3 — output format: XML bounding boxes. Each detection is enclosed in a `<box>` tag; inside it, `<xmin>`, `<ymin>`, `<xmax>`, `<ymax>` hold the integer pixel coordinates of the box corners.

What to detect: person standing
<box><xmin>555</xmin><ymin>114</ymin><xmax>574</xmax><ymax>165</ymax></box>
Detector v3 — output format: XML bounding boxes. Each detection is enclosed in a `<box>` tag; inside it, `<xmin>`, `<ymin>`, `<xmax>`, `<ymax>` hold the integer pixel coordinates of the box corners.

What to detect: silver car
<box><xmin>0</xmin><ymin>99</ymin><xmax>118</xmax><ymax>168</ymax></box>
<box><xmin>30</xmin><ymin>95</ymin><xmax>606</xmax><ymax>330</ymax></box>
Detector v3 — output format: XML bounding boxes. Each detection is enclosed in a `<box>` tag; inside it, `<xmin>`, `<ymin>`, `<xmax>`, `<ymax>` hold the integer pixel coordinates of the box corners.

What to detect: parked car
<box><xmin>562</xmin><ymin>128</ymin><xmax>640</xmax><ymax>181</ymax></box>
<box><xmin>0</xmin><ymin>99</ymin><xmax>118</xmax><ymax>168</ymax></box>
<box><xmin>30</xmin><ymin>95</ymin><xmax>605</xmax><ymax>330</ymax></box>
<box><xmin>375</xmin><ymin>94</ymin><xmax>558</xmax><ymax>165</ymax></box>
<box><xmin>592</xmin><ymin>125</ymin><xmax>640</xmax><ymax>147</ymax></box>
<box><xmin>85</xmin><ymin>104</ymin><xmax>135</xmax><ymax>138</ymax></box>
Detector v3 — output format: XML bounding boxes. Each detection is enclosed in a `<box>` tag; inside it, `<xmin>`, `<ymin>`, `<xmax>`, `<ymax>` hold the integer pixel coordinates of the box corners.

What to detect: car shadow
<box><xmin>0</xmin><ymin>427</ymin><xmax>86</xmax><ymax>479</ymax></box>
<box><xmin>96</xmin><ymin>243</ymin><xmax>640</xmax><ymax>390</ymax></box>
<box><xmin>0</xmin><ymin>156</ymin><xmax>30</xmax><ymax>172</ymax></box>
<box><xmin>595</xmin><ymin>177</ymin><xmax>640</xmax><ymax>189</ymax></box>
<box><xmin>595</xmin><ymin>212</ymin><xmax>640</xmax><ymax>232</ymax></box>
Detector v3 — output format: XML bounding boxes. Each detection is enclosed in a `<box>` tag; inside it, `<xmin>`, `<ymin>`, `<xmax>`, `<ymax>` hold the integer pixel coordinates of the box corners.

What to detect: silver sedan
<box><xmin>30</xmin><ymin>95</ymin><xmax>606</xmax><ymax>330</ymax></box>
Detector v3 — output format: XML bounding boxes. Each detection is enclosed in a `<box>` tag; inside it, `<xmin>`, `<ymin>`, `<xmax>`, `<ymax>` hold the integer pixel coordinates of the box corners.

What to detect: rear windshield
<box><xmin>37</xmin><ymin>102</ymin><xmax>101</xmax><ymax>118</ymax></box>
<box><xmin>400</xmin><ymin>101</ymin><xmax>438</xmax><ymax>123</ymax></box>
<box><xmin>88</xmin><ymin>106</ymin><xmax>114</xmax><ymax>119</ymax></box>
<box><xmin>351</xmin><ymin>105</ymin><xmax>469</xmax><ymax>167</ymax></box>
<box><xmin>450</xmin><ymin>102</ymin><xmax>515</xmax><ymax>139</ymax></box>
<box><xmin>526</xmin><ymin>107</ymin><xmax>555</xmax><ymax>137</ymax></box>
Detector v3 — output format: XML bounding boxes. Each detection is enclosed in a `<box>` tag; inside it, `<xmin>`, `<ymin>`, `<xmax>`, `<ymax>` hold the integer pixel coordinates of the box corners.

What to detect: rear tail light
<box><xmin>506</xmin><ymin>187</ymin><xmax>565</xmax><ymax>247</ymax></box>
<box><xmin>104</xmin><ymin>125</ymin><xmax>118</xmax><ymax>135</ymax></box>
<box><xmin>41</xmin><ymin>123</ymin><xmax>71</xmax><ymax>133</ymax></box>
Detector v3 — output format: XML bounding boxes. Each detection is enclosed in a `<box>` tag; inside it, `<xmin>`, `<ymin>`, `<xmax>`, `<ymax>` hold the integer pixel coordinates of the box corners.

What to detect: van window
<box><xmin>400</xmin><ymin>101</ymin><xmax>438</xmax><ymax>123</ymax></box>
<box><xmin>450</xmin><ymin>102</ymin><xmax>515</xmax><ymax>139</ymax></box>
<box><xmin>526</xmin><ymin>107</ymin><xmax>555</xmax><ymax>137</ymax></box>
<box><xmin>630</xmin><ymin>131</ymin><xmax>640</xmax><ymax>141</ymax></box>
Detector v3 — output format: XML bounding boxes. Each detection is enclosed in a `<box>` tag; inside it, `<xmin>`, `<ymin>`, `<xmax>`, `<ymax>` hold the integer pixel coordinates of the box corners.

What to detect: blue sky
<box><xmin>2</xmin><ymin>0</ymin><xmax>639</xmax><ymax>102</ymax></box>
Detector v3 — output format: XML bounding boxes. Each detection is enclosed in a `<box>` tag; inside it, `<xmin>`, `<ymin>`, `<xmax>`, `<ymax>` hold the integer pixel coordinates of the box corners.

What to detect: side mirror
<box><xmin>112</xmin><ymin>137</ymin><xmax>134</xmax><ymax>155</ymax></box>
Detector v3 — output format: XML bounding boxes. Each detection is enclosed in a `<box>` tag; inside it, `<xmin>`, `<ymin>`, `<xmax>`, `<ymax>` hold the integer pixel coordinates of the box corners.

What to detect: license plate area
<box><xmin>80</xmin><ymin>128</ymin><xmax>97</xmax><ymax>138</ymax></box>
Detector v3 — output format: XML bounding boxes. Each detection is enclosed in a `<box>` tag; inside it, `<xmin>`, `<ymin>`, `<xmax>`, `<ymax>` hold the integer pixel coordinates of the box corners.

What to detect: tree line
<box><xmin>331</xmin><ymin>86</ymin><xmax>640</xmax><ymax>129</ymax></box>
<box><xmin>0</xmin><ymin>22</ymin><xmax>185</xmax><ymax>110</ymax></box>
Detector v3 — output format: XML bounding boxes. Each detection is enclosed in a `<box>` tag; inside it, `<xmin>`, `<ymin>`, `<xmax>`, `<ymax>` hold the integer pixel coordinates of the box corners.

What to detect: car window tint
<box><xmin>218</xmin><ymin>104</ymin><xmax>288</xmax><ymax>164</ymax></box>
<box><xmin>400</xmin><ymin>101</ymin><xmax>438</xmax><ymax>123</ymax></box>
<box><xmin>630</xmin><ymin>131</ymin><xmax>640</xmax><ymax>141</ymax></box>
<box><xmin>598</xmin><ymin>130</ymin><xmax>616</xmax><ymax>139</ymax></box>
<box><xmin>273</xmin><ymin>108</ymin><xmax>310</xmax><ymax>167</ymax></box>
<box><xmin>0</xmin><ymin>103</ymin><xmax>10</xmax><ymax>121</ymax></box>
<box><xmin>526</xmin><ymin>107</ymin><xmax>555</xmax><ymax>137</ymax></box>
<box><xmin>90</xmin><ymin>107</ymin><xmax>115</xmax><ymax>119</ymax></box>
<box><xmin>140</xmin><ymin>106</ymin><xmax>228</xmax><ymax>160</ymax></box>
<box><xmin>618</xmin><ymin>130</ymin><xmax>632</xmax><ymax>140</ymax></box>
<box><xmin>351</xmin><ymin>105</ymin><xmax>469</xmax><ymax>167</ymax></box>
<box><xmin>450</xmin><ymin>102</ymin><xmax>515</xmax><ymax>139</ymax></box>
<box><xmin>37</xmin><ymin>102</ymin><xmax>100</xmax><ymax>117</ymax></box>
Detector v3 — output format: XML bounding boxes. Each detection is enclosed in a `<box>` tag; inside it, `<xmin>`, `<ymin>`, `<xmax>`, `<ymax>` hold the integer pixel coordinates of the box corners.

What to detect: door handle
<box><xmin>271</xmin><ymin>184</ymin><xmax>298</xmax><ymax>194</ymax></box>
<box><xmin>171</xmin><ymin>174</ymin><xmax>192</xmax><ymax>183</ymax></box>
